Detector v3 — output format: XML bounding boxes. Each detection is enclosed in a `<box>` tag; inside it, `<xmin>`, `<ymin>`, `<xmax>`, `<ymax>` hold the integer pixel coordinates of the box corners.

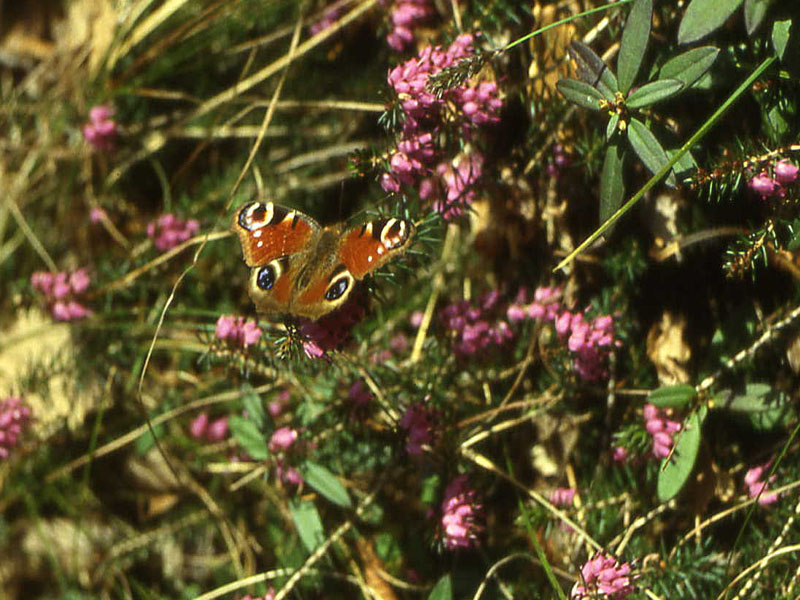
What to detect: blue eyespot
<box><xmin>325</xmin><ymin>277</ymin><xmax>349</xmax><ymax>301</ymax></box>
<box><xmin>257</xmin><ymin>265</ymin><xmax>276</xmax><ymax>290</ymax></box>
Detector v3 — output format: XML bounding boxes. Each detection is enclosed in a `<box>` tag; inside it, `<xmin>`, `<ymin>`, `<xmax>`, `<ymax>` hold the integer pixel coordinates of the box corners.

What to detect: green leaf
<box><xmin>666</xmin><ymin>147</ymin><xmax>697</xmax><ymax>176</ymax></box>
<box><xmin>302</xmin><ymin>461</ymin><xmax>352</xmax><ymax>508</ymax></box>
<box><xmin>657</xmin><ymin>405</ymin><xmax>707</xmax><ymax>502</ymax></box>
<box><xmin>600</xmin><ymin>142</ymin><xmax>625</xmax><ymax>224</ymax></box>
<box><xmin>772</xmin><ymin>19</ymin><xmax>791</xmax><ymax>61</ymax></box>
<box><xmin>568</xmin><ymin>41</ymin><xmax>619</xmax><ymax>100</ymax></box>
<box><xmin>678</xmin><ymin>0</ymin><xmax>744</xmax><ymax>44</ymax></box>
<box><xmin>556</xmin><ymin>78</ymin><xmax>605</xmax><ymax>110</ymax></box>
<box><xmin>228</xmin><ymin>415</ymin><xmax>269</xmax><ymax>460</ymax></box>
<box><xmin>659</xmin><ymin>46</ymin><xmax>720</xmax><ymax>88</ymax></box>
<box><xmin>242</xmin><ymin>384</ymin><xmax>265</xmax><ymax>429</ymax></box>
<box><xmin>289</xmin><ymin>500</ymin><xmax>325</xmax><ymax>553</ymax></box>
<box><xmin>649</xmin><ymin>384</ymin><xmax>697</xmax><ymax>408</ymax></box>
<box><xmin>626</xmin><ymin>79</ymin><xmax>684</xmax><ymax>108</ymax></box>
<box><xmin>717</xmin><ymin>383</ymin><xmax>772</xmax><ymax>412</ymax></box>
<box><xmin>427</xmin><ymin>575</ymin><xmax>453</xmax><ymax>600</ymax></box>
<box><xmin>744</xmin><ymin>0</ymin><xmax>773</xmax><ymax>36</ymax></box>
<box><xmin>606</xmin><ymin>113</ymin><xmax>620</xmax><ymax>141</ymax></box>
<box><xmin>618</xmin><ymin>0</ymin><xmax>653</xmax><ymax>94</ymax></box>
<box><xmin>627</xmin><ymin>117</ymin><xmax>677</xmax><ymax>186</ymax></box>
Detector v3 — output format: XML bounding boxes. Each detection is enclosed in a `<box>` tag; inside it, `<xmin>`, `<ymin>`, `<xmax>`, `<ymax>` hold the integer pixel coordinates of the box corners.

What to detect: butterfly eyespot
<box><xmin>325</xmin><ymin>276</ymin><xmax>350</xmax><ymax>301</ymax></box>
<box><xmin>257</xmin><ymin>265</ymin><xmax>277</xmax><ymax>290</ymax></box>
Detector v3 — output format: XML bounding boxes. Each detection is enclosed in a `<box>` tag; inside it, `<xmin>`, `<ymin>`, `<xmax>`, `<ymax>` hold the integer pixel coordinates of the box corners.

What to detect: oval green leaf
<box><xmin>556</xmin><ymin>78</ymin><xmax>605</xmax><ymax>111</ymax></box>
<box><xmin>600</xmin><ymin>142</ymin><xmax>625</xmax><ymax>224</ymax></box>
<box><xmin>626</xmin><ymin>79</ymin><xmax>684</xmax><ymax>108</ymax></box>
<box><xmin>659</xmin><ymin>46</ymin><xmax>719</xmax><ymax>88</ymax></box>
<box><xmin>606</xmin><ymin>113</ymin><xmax>620</xmax><ymax>141</ymax></box>
<box><xmin>618</xmin><ymin>0</ymin><xmax>653</xmax><ymax>94</ymax></box>
<box><xmin>289</xmin><ymin>499</ymin><xmax>325</xmax><ymax>553</ymax></box>
<box><xmin>744</xmin><ymin>0</ymin><xmax>773</xmax><ymax>36</ymax></box>
<box><xmin>649</xmin><ymin>384</ymin><xmax>697</xmax><ymax>408</ymax></box>
<box><xmin>229</xmin><ymin>415</ymin><xmax>269</xmax><ymax>460</ymax></box>
<box><xmin>657</xmin><ymin>405</ymin><xmax>707</xmax><ymax>502</ymax></box>
<box><xmin>627</xmin><ymin>117</ymin><xmax>677</xmax><ymax>187</ymax></box>
<box><xmin>678</xmin><ymin>0</ymin><xmax>744</xmax><ymax>44</ymax></box>
<box><xmin>428</xmin><ymin>575</ymin><xmax>453</xmax><ymax>600</ymax></box>
<box><xmin>772</xmin><ymin>19</ymin><xmax>791</xmax><ymax>61</ymax></box>
<box><xmin>568</xmin><ymin>41</ymin><xmax>619</xmax><ymax>100</ymax></box>
<box><xmin>302</xmin><ymin>461</ymin><xmax>352</xmax><ymax>508</ymax></box>
<box><xmin>242</xmin><ymin>384</ymin><xmax>265</xmax><ymax>429</ymax></box>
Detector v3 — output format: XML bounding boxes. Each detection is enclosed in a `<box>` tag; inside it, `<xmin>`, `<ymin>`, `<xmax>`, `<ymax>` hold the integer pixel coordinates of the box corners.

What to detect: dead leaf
<box><xmin>646</xmin><ymin>312</ymin><xmax>691</xmax><ymax>385</ymax></box>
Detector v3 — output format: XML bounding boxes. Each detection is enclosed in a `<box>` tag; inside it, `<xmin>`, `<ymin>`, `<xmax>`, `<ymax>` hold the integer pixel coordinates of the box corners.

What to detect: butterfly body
<box><xmin>234</xmin><ymin>201</ymin><xmax>414</xmax><ymax>320</ymax></box>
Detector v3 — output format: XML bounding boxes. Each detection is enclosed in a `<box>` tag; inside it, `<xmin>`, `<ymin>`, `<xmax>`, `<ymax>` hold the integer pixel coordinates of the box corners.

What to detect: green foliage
<box><xmin>657</xmin><ymin>406</ymin><xmax>707</xmax><ymax>502</ymax></box>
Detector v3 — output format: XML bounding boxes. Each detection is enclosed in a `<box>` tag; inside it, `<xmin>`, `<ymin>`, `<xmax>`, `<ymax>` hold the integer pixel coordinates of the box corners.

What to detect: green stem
<box><xmin>500</xmin><ymin>0</ymin><xmax>635</xmax><ymax>53</ymax></box>
<box><xmin>556</xmin><ymin>54</ymin><xmax>778</xmax><ymax>272</ymax></box>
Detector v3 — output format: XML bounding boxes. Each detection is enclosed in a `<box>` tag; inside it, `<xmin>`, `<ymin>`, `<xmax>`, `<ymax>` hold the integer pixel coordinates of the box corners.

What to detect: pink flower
<box><xmin>550</xmin><ymin>487</ymin><xmax>577</xmax><ymax>507</ymax></box>
<box><xmin>385</xmin><ymin>0</ymin><xmax>434</xmax><ymax>51</ymax></box>
<box><xmin>276</xmin><ymin>462</ymin><xmax>303</xmax><ymax>486</ymax></box>
<box><xmin>215</xmin><ymin>315</ymin><xmax>262</xmax><ymax>348</ymax></box>
<box><xmin>612</xmin><ymin>446</ymin><xmax>629</xmax><ymax>463</ymax></box>
<box><xmin>643</xmin><ymin>403</ymin><xmax>682</xmax><ymax>460</ymax></box>
<box><xmin>438</xmin><ymin>290</ymin><xmax>513</xmax><ymax>357</ymax></box>
<box><xmin>206</xmin><ymin>417</ymin><xmax>229</xmax><ymax>443</ymax></box>
<box><xmin>83</xmin><ymin>105</ymin><xmax>117</xmax><ymax>152</ymax></box>
<box><xmin>190</xmin><ymin>413</ymin><xmax>209</xmax><ymax>440</ymax></box>
<box><xmin>775</xmin><ymin>159</ymin><xmax>799</xmax><ymax>184</ymax></box>
<box><xmin>399</xmin><ymin>401</ymin><xmax>436</xmax><ymax>456</ymax></box>
<box><xmin>571</xmin><ymin>553</ymin><xmax>634</xmax><ymax>599</ymax></box>
<box><xmin>31</xmin><ymin>269</ymin><xmax>92</xmax><ymax>321</ymax></box>
<box><xmin>745</xmin><ymin>462</ymin><xmax>780</xmax><ymax>506</ymax></box>
<box><xmin>348</xmin><ymin>380</ymin><xmax>373</xmax><ymax>409</ymax></box>
<box><xmin>0</xmin><ymin>397</ymin><xmax>32</xmax><ymax>459</ymax></box>
<box><xmin>748</xmin><ymin>172</ymin><xmax>783</xmax><ymax>199</ymax></box>
<box><xmin>89</xmin><ymin>207</ymin><xmax>107</xmax><ymax>223</ymax></box>
<box><xmin>556</xmin><ymin>310</ymin><xmax>618</xmax><ymax>381</ymax></box>
<box><xmin>269</xmin><ymin>427</ymin><xmax>298</xmax><ymax>452</ymax></box>
<box><xmin>299</xmin><ymin>293</ymin><xmax>366</xmax><ymax>359</ymax></box>
<box><xmin>239</xmin><ymin>589</ymin><xmax>275</xmax><ymax>600</ymax></box>
<box><xmin>440</xmin><ymin>475</ymin><xmax>483</xmax><ymax>550</ymax></box>
<box><xmin>309</xmin><ymin>5</ymin><xmax>343</xmax><ymax>36</ymax></box>
<box><xmin>147</xmin><ymin>213</ymin><xmax>200</xmax><ymax>251</ymax></box>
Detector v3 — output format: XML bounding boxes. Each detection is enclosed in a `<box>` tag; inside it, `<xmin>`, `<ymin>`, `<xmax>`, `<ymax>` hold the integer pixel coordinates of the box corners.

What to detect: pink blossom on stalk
<box><xmin>215</xmin><ymin>315</ymin><xmax>262</xmax><ymax>348</ymax></box>
<box><xmin>748</xmin><ymin>172</ymin><xmax>783</xmax><ymax>199</ymax></box>
<box><xmin>89</xmin><ymin>207</ymin><xmax>107</xmax><ymax>223</ymax></box>
<box><xmin>557</xmin><ymin>310</ymin><xmax>619</xmax><ymax>381</ymax></box>
<box><xmin>440</xmin><ymin>475</ymin><xmax>483</xmax><ymax>550</ymax></box>
<box><xmin>83</xmin><ymin>105</ymin><xmax>117</xmax><ymax>152</ymax></box>
<box><xmin>189</xmin><ymin>412</ymin><xmax>229</xmax><ymax>443</ymax></box>
<box><xmin>399</xmin><ymin>401</ymin><xmax>436</xmax><ymax>456</ymax></box>
<box><xmin>31</xmin><ymin>269</ymin><xmax>92</xmax><ymax>321</ymax></box>
<box><xmin>571</xmin><ymin>553</ymin><xmax>635</xmax><ymax>600</ymax></box>
<box><xmin>309</xmin><ymin>4</ymin><xmax>343</xmax><ymax>35</ymax></box>
<box><xmin>643</xmin><ymin>403</ymin><xmax>682</xmax><ymax>460</ymax></box>
<box><xmin>269</xmin><ymin>427</ymin><xmax>298</xmax><ymax>452</ymax></box>
<box><xmin>147</xmin><ymin>213</ymin><xmax>200</xmax><ymax>251</ymax></box>
<box><xmin>427</xmin><ymin>150</ymin><xmax>484</xmax><ymax>220</ymax></box>
<box><xmin>744</xmin><ymin>463</ymin><xmax>780</xmax><ymax>506</ymax></box>
<box><xmin>0</xmin><ymin>397</ymin><xmax>32</xmax><ymax>459</ymax></box>
<box><xmin>299</xmin><ymin>294</ymin><xmax>366</xmax><ymax>359</ymax></box>
<box><xmin>550</xmin><ymin>487</ymin><xmax>577</xmax><ymax>507</ymax></box>
<box><xmin>438</xmin><ymin>290</ymin><xmax>514</xmax><ymax>357</ymax></box>
<box><xmin>239</xmin><ymin>589</ymin><xmax>275</xmax><ymax>600</ymax></box>
<box><xmin>775</xmin><ymin>159</ymin><xmax>799</xmax><ymax>184</ymax></box>
<box><xmin>276</xmin><ymin>461</ymin><xmax>303</xmax><ymax>486</ymax></box>
<box><xmin>612</xmin><ymin>446</ymin><xmax>630</xmax><ymax>463</ymax></box>
<box><xmin>385</xmin><ymin>0</ymin><xmax>434</xmax><ymax>52</ymax></box>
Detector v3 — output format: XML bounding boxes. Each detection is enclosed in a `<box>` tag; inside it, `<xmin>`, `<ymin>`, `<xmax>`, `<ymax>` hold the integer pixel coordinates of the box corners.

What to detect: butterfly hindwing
<box><xmin>234</xmin><ymin>201</ymin><xmax>320</xmax><ymax>267</ymax></box>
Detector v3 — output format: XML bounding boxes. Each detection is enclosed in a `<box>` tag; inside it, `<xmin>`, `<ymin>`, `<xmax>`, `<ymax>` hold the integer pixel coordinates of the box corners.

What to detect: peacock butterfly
<box><xmin>233</xmin><ymin>201</ymin><xmax>415</xmax><ymax>320</ymax></box>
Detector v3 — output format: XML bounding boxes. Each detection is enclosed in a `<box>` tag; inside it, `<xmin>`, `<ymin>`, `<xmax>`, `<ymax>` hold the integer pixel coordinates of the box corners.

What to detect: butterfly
<box><xmin>233</xmin><ymin>201</ymin><xmax>415</xmax><ymax>320</ymax></box>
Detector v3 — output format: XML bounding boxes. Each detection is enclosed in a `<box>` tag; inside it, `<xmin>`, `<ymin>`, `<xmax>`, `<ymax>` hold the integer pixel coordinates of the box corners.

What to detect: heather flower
<box><xmin>507</xmin><ymin>286</ymin><xmax>562</xmax><ymax>322</ymax></box>
<box><xmin>744</xmin><ymin>462</ymin><xmax>780</xmax><ymax>506</ymax></box>
<box><xmin>309</xmin><ymin>4</ymin><xmax>343</xmax><ymax>35</ymax></box>
<box><xmin>276</xmin><ymin>461</ymin><xmax>304</xmax><ymax>486</ymax></box>
<box><xmin>385</xmin><ymin>0</ymin><xmax>434</xmax><ymax>52</ymax></box>
<box><xmin>440</xmin><ymin>475</ymin><xmax>483</xmax><ymax>550</ymax></box>
<box><xmin>189</xmin><ymin>412</ymin><xmax>229</xmax><ymax>443</ymax></box>
<box><xmin>147</xmin><ymin>213</ymin><xmax>200</xmax><ymax>251</ymax></box>
<box><xmin>83</xmin><ymin>105</ymin><xmax>117</xmax><ymax>152</ymax></box>
<box><xmin>427</xmin><ymin>150</ymin><xmax>484</xmax><ymax>220</ymax></box>
<box><xmin>31</xmin><ymin>269</ymin><xmax>93</xmax><ymax>321</ymax></box>
<box><xmin>89</xmin><ymin>207</ymin><xmax>107</xmax><ymax>223</ymax></box>
<box><xmin>748</xmin><ymin>172</ymin><xmax>783</xmax><ymax>199</ymax></box>
<box><xmin>215</xmin><ymin>315</ymin><xmax>262</xmax><ymax>348</ymax></box>
<box><xmin>439</xmin><ymin>290</ymin><xmax>513</xmax><ymax>357</ymax></box>
<box><xmin>299</xmin><ymin>293</ymin><xmax>366</xmax><ymax>359</ymax></box>
<box><xmin>550</xmin><ymin>487</ymin><xmax>577</xmax><ymax>507</ymax></box>
<box><xmin>643</xmin><ymin>403</ymin><xmax>682</xmax><ymax>460</ymax></box>
<box><xmin>775</xmin><ymin>159</ymin><xmax>799</xmax><ymax>184</ymax></box>
<box><xmin>269</xmin><ymin>427</ymin><xmax>298</xmax><ymax>452</ymax></box>
<box><xmin>0</xmin><ymin>397</ymin><xmax>32</xmax><ymax>459</ymax></box>
<box><xmin>571</xmin><ymin>553</ymin><xmax>635</xmax><ymax>599</ymax></box>
<box><xmin>557</xmin><ymin>310</ymin><xmax>618</xmax><ymax>381</ymax></box>
<box><xmin>612</xmin><ymin>446</ymin><xmax>630</xmax><ymax>463</ymax></box>
<box><xmin>348</xmin><ymin>380</ymin><xmax>373</xmax><ymax>410</ymax></box>
<box><xmin>546</xmin><ymin>144</ymin><xmax>573</xmax><ymax>178</ymax></box>
<box><xmin>399</xmin><ymin>401</ymin><xmax>436</xmax><ymax>456</ymax></box>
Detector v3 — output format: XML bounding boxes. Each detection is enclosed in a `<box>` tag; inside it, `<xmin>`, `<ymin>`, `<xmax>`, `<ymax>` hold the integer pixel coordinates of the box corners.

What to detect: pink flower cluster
<box><xmin>546</xmin><ymin>143</ymin><xmax>574</xmax><ymax>178</ymax></box>
<box><xmin>83</xmin><ymin>105</ymin><xmax>117</xmax><ymax>152</ymax></box>
<box><xmin>399</xmin><ymin>400</ymin><xmax>437</xmax><ymax>456</ymax></box>
<box><xmin>440</xmin><ymin>475</ymin><xmax>483</xmax><ymax>550</ymax></box>
<box><xmin>643</xmin><ymin>403</ymin><xmax>682</xmax><ymax>460</ymax></box>
<box><xmin>0</xmin><ymin>397</ymin><xmax>32</xmax><ymax>459</ymax></box>
<box><xmin>439</xmin><ymin>290</ymin><xmax>514</xmax><ymax>357</ymax></box>
<box><xmin>506</xmin><ymin>286</ymin><xmax>562</xmax><ymax>323</ymax></box>
<box><xmin>571</xmin><ymin>553</ymin><xmax>634</xmax><ymax>600</ymax></box>
<box><xmin>300</xmin><ymin>294</ymin><xmax>366</xmax><ymax>359</ymax></box>
<box><xmin>382</xmin><ymin>33</ymin><xmax>502</xmax><ymax>219</ymax></box>
<box><xmin>550</xmin><ymin>487</ymin><xmax>577</xmax><ymax>507</ymax></box>
<box><xmin>309</xmin><ymin>4</ymin><xmax>343</xmax><ymax>35</ymax></box>
<box><xmin>215</xmin><ymin>315</ymin><xmax>262</xmax><ymax>348</ymax></box>
<box><xmin>31</xmin><ymin>269</ymin><xmax>92</xmax><ymax>321</ymax></box>
<box><xmin>385</xmin><ymin>0</ymin><xmax>434</xmax><ymax>51</ymax></box>
<box><xmin>146</xmin><ymin>214</ymin><xmax>200</xmax><ymax>252</ymax></box>
<box><xmin>269</xmin><ymin>427</ymin><xmax>303</xmax><ymax>486</ymax></box>
<box><xmin>555</xmin><ymin>311</ymin><xmax>617</xmax><ymax>381</ymax></box>
<box><xmin>189</xmin><ymin>412</ymin><xmax>229</xmax><ymax>443</ymax></box>
<box><xmin>744</xmin><ymin>462</ymin><xmax>780</xmax><ymax>506</ymax></box>
<box><xmin>749</xmin><ymin>159</ymin><xmax>799</xmax><ymax>199</ymax></box>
